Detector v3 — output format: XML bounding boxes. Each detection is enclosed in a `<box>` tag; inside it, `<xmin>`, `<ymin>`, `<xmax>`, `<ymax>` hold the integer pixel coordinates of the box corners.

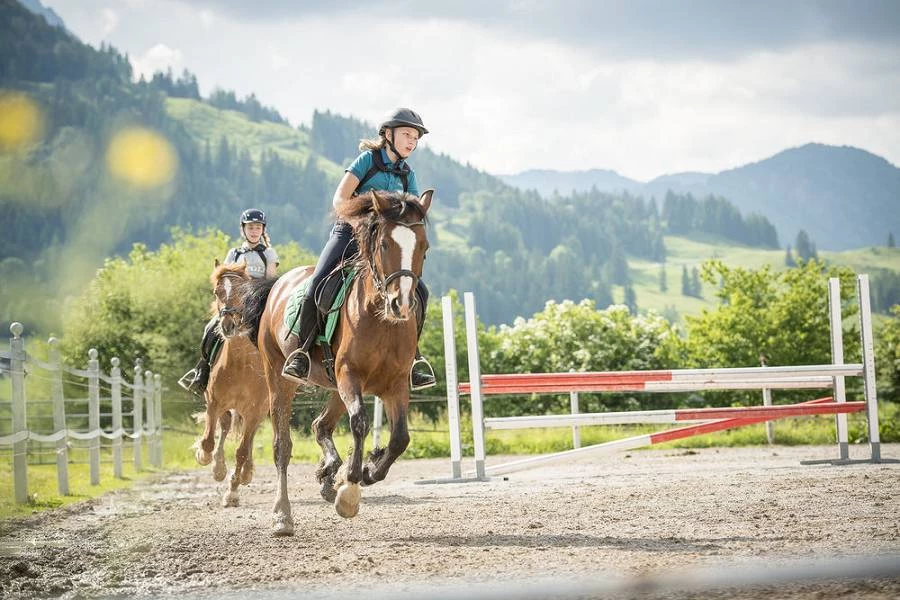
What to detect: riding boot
<box><xmin>178</xmin><ymin>357</ymin><xmax>210</xmax><ymax>396</ymax></box>
<box><xmin>281</xmin><ymin>296</ymin><xmax>318</xmax><ymax>383</ymax></box>
<box><xmin>410</xmin><ymin>348</ymin><xmax>436</xmax><ymax>390</ymax></box>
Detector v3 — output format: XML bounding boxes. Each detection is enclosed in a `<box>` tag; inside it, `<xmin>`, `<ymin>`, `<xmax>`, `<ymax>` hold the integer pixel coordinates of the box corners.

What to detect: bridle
<box><xmin>216</xmin><ymin>271</ymin><xmax>246</xmax><ymax>321</ymax></box>
<box><xmin>366</xmin><ymin>215</ymin><xmax>426</xmax><ymax>300</ymax></box>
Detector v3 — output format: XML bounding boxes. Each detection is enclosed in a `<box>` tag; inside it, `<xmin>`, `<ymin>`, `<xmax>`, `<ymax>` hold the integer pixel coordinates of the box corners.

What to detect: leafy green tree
<box><xmin>875</xmin><ymin>306</ymin><xmax>900</xmax><ymax>402</ymax></box>
<box><xmin>682</xmin><ymin>259</ymin><xmax>859</xmax><ymax>404</ymax></box>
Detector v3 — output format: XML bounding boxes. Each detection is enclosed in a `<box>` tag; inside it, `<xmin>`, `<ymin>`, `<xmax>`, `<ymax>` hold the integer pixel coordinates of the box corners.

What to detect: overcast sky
<box><xmin>41</xmin><ymin>0</ymin><xmax>900</xmax><ymax>181</ymax></box>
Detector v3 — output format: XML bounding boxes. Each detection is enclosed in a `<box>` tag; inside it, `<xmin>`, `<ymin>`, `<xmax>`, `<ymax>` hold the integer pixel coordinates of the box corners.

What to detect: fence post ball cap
<box><xmin>10</xmin><ymin>322</ymin><xmax>23</xmax><ymax>337</ymax></box>
<box><xmin>145</xmin><ymin>370</ymin><xmax>152</xmax><ymax>378</ymax></box>
<box><xmin>89</xmin><ymin>348</ymin><xmax>98</xmax><ymax>360</ymax></box>
<box><xmin>48</xmin><ymin>337</ymin><xmax>58</xmax><ymax>346</ymax></box>
<box><xmin>111</xmin><ymin>357</ymin><xmax>120</xmax><ymax>367</ymax></box>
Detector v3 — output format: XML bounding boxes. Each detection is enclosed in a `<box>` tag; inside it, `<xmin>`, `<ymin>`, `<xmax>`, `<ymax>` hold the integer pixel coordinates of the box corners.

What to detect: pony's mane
<box><xmin>235</xmin><ymin>276</ymin><xmax>278</xmax><ymax>347</ymax></box>
<box><xmin>210</xmin><ymin>262</ymin><xmax>248</xmax><ymax>286</ymax></box>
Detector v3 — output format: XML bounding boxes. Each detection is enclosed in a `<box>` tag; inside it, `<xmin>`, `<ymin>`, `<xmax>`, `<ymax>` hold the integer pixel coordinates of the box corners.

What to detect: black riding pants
<box><xmin>297</xmin><ymin>220</ymin><xmax>429</xmax><ymax>349</ymax></box>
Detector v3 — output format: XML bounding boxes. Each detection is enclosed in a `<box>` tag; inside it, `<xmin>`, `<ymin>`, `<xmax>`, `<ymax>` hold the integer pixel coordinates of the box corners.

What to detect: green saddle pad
<box><xmin>284</xmin><ymin>268</ymin><xmax>357</xmax><ymax>345</ymax></box>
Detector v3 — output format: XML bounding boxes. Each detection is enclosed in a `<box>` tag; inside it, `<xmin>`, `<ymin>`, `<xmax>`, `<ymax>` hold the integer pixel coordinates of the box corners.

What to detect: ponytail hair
<box><xmin>359</xmin><ymin>134</ymin><xmax>387</xmax><ymax>152</ymax></box>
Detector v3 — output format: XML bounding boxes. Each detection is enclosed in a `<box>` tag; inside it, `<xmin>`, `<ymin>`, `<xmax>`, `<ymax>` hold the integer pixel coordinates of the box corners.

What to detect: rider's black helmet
<box><xmin>240</xmin><ymin>208</ymin><xmax>266</xmax><ymax>226</ymax></box>
<box><xmin>379</xmin><ymin>108</ymin><xmax>428</xmax><ymax>137</ymax></box>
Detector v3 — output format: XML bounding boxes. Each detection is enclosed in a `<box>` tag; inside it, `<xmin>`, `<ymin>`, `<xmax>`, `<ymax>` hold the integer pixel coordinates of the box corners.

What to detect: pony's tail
<box><xmin>238</xmin><ymin>277</ymin><xmax>278</xmax><ymax>347</ymax></box>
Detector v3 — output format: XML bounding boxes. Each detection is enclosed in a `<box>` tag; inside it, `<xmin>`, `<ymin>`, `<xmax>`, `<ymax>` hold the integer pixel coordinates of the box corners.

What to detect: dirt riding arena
<box><xmin>2</xmin><ymin>444</ymin><xmax>899</xmax><ymax>599</ymax></box>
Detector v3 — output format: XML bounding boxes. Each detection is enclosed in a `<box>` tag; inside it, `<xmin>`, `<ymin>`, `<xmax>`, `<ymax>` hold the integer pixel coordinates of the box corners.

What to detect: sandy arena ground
<box><xmin>1</xmin><ymin>444</ymin><xmax>899</xmax><ymax>599</ymax></box>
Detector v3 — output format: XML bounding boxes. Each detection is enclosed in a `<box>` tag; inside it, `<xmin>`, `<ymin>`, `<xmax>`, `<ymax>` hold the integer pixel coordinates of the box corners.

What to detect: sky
<box><xmin>38</xmin><ymin>0</ymin><xmax>900</xmax><ymax>181</ymax></box>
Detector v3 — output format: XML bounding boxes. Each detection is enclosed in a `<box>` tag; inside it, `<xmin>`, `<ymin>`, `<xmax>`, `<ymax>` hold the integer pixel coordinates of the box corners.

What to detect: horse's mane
<box><xmin>335</xmin><ymin>191</ymin><xmax>428</xmax><ymax>265</ymax></box>
<box><xmin>235</xmin><ymin>276</ymin><xmax>278</xmax><ymax>347</ymax></box>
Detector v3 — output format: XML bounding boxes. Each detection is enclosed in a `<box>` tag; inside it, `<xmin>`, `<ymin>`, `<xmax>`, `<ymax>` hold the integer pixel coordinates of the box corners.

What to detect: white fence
<box><xmin>0</xmin><ymin>322</ymin><xmax>163</xmax><ymax>504</ymax></box>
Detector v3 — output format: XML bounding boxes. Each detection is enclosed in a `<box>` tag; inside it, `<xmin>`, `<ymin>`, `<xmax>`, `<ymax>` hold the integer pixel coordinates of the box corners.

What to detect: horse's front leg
<box><xmin>194</xmin><ymin>393</ymin><xmax>220</xmax><ymax>467</ymax></box>
<box><xmin>223</xmin><ymin>413</ymin><xmax>260</xmax><ymax>507</ymax></box>
<box><xmin>312</xmin><ymin>390</ymin><xmax>345</xmax><ymax>503</ymax></box>
<box><xmin>212</xmin><ymin>409</ymin><xmax>233</xmax><ymax>482</ymax></box>
<box><xmin>362</xmin><ymin>396</ymin><xmax>410</xmax><ymax>486</ymax></box>
<box><xmin>270</xmin><ymin>388</ymin><xmax>294</xmax><ymax>536</ymax></box>
<box><xmin>333</xmin><ymin>374</ymin><xmax>367</xmax><ymax>519</ymax></box>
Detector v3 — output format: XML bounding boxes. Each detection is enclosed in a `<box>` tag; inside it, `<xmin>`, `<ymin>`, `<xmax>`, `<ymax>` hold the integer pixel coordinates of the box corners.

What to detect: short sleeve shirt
<box><xmin>347</xmin><ymin>148</ymin><xmax>420</xmax><ymax>197</ymax></box>
<box><xmin>225</xmin><ymin>244</ymin><xmax>278</xmax><ymax>279</ymax></box>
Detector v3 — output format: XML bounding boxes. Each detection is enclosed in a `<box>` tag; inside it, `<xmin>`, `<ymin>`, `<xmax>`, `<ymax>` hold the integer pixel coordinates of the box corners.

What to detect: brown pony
<box><xmin>227</xmin><ymin>189</ymin><xmax>432</xmax><ymax>535</ymax></box>
<box><xmin>193</xmin><ymin>261</ymin><xmax>270</xmax><ymax>508</ymax></box>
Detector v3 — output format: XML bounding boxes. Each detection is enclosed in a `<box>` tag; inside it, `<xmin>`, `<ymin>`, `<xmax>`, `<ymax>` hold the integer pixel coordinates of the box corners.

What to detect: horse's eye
<box><xmin>380</xmin><ymin>240</ymin><xmax>388</xmax><ymax>250</ymax></box>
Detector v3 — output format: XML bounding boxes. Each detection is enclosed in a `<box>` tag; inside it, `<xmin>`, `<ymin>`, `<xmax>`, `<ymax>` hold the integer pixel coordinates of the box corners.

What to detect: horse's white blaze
<box><xmin>223</xmin><ymin>277</ymin><xmax>232</xmax><ymax>300</ymax></box>
<box><xmin>391</xmin><ymin>226</ymin><xmax>417</xmax><ymax>307</ymax></box>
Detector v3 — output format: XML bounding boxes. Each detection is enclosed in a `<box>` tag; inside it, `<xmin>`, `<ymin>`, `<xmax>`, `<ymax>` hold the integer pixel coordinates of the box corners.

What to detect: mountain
<box><xmin>502</xmin><ymin>144</ymin><xmax>900</xmax><ymax>251</ymax></box>
<box><xmin>17</xmin><ymin>0</ymin><xmax>66</xmax><ymax>29</ymax></box>
<box><xmin>499</xmin><ymin>168</ymin><xmax>641</xmax><ymax>197</ymax></box>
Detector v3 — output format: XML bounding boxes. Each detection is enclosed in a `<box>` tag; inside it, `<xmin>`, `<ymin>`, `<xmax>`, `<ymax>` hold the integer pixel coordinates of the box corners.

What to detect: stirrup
<box><xmin>410</xmin><ymin>355</ymin><xmax>437</xmax><ymax>391</ymax></box>
<box><xmin>282</xmin><ymin>348</ymin><xmax>311</xmax><ymax>384</ymax></box>
<box><xmin>178</xmin><ymin>369</ymin><xmax>197</xmax><ymax>391</ymax></box>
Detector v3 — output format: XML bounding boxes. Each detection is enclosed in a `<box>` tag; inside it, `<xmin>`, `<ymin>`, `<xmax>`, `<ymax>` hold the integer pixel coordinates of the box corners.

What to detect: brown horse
<box><xmin>193</xmin><ymin>262</ymin><xmax>270</xmax><ymax>508</ymax></box>
<box><xmin>227</xmin><ymin>189</ymin><xmax>432</xmax><ymax>535</ymax></box>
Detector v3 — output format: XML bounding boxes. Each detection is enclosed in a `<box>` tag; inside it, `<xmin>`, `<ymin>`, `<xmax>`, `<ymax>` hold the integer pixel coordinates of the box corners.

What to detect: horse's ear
<box><xmin>418</xmin><ymin>189</ymin><xmax>434</xmax><ymax>215</ymax></box>
<box><xmin>214</xmin><ymin>258</ymin><xmax>220</xmax><ymax>267</ymax></box>
<box><xmin>371</xmin><ymin>190</ymin><xmax>392</xmax><ymax>215</ymax></box>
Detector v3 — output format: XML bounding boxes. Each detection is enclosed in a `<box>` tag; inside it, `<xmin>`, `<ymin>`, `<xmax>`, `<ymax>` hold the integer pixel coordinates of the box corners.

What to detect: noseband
<box><xmin>367</xmin><ymin>218</ymin><xmax>426</xmax><ymax>299</ymax></box>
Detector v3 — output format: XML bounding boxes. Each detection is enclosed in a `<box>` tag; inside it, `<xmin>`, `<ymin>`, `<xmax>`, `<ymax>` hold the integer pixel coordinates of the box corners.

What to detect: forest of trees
<box><xmin>3</xmin><ymin>0</ymin><xmax>900</xmax><ymax>339</ymax></box>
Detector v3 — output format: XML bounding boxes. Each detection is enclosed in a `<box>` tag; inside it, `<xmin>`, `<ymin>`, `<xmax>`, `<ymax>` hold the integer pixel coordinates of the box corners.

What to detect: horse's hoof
<box><xmin>272</xmin><ymin>515</ymin><xmax>294</xmax><ymax>537</ymax></box>
<box><xmin>320</xmin><ymin>478</ymin><xmax>337</xmax><ymax>503</ymax></box>
<box><xmin>195</xmin><ymin>448</ymin><xmax>212</xmax><ymax>466</ymax></box>
<box><xmin>212</xmin><ymin>463</ymin><xmax>227</xmax><ymax>481</ymax></box>
<box><xmin>222</xmin><ymin>491</ymin><xmax>240</xmax><ymax>508</ymax></box>
<box><xmin>240</xmin><ymin>464</ymin><xmax>254</xmax><ymax>485</ymax></box>
<box><xmin>334</xmin><ymin>483</ymin><xmax>360</xmax><ymax>519</ymax></box>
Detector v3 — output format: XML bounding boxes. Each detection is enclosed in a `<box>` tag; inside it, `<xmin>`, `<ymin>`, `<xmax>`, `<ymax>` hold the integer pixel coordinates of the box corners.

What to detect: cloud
<box><xmin>129</xmin><ymin>43</ymin><xmax>184</xmax><ymax>81</ymax></box>
<box><xmin>100</xmin><ymin>8</ymin><xmax>118</xmax><ymax>34</ymax></box>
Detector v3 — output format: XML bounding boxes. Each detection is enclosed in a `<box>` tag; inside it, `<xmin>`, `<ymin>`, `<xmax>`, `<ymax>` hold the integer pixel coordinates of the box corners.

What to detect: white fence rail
<box><xmin>0</xmin><ymin>322</ymin><xmax>163</xmax><ymax>504</ymax></box>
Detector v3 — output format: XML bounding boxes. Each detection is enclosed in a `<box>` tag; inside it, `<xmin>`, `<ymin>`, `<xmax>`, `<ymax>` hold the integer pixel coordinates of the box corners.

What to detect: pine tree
<box><xmin>889</xmin><ymin>232</ymin><xmax>896</xmax><ymax>248</ymax></box>
<box><xmin>785</xmin><ymin>244</ymin><xmax>796</xmax><ymax>267</ymax></box>
<box><xmin>658</xmin><ymin>264</ymin><xmax>668</xmax><ymax>292</ymax></box>
<box><xmin>681</xmin><ymin>265</ymin><xmax>690</xmax><ymax>296</ymax></box>
<box><xmin>690</xmin><ymin>266</ymin><xmax>702</xmax><ymax>298</ymax></box>
<box><xmin>624</xmin><ymin>284</ymin><xmax>638</xmax><ymax>315</ymax></box>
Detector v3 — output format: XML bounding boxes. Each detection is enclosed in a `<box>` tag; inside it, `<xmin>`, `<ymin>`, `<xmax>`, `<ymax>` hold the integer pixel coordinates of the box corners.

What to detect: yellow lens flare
<box><xmin>0</xmin><ymin>91</ymin><xmax>44</xmax><ymax>152</ymax></box>
<box><xmin>106</xmin><ymin>127</ymin><xmax>178</xmax><ymax>188</ymax></box>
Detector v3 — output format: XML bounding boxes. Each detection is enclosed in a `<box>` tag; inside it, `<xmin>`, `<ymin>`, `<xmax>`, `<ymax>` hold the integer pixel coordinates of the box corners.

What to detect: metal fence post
<box><xmin>570</xmin><ymin>391</ymin><xmax>581</xmax><ymax>449</ymax></box>
<box><xmin>133</xmin><ymin>364</ymin><xmax>143</xmax><ymax>471</ymax></box>
<box><xmin>87</xmin><ymin>349</ymin><xmax>100</xmax><ymax>485</ymax></box>
<box><xmin>49</xmin><ymin>337</ymin><xmax>69</xmax><ymax>495</ymax></box>
<box><xmin>442</xmin><ymin>295</ymin><xmax>463</xmax><ymax>479</ymax></box>
<box><xmin>10</xmin><ymin>323</ymin><xmax>28</xmax><ymax>504</ymax></box>
<box><xmin>110</xmin><ymin>357</ymin><xmax>123</xmax><ymax>478</ymax></box>
<box><xmin>463</xmin><ymin>292</ymin><xmax>487</xmax><ymax>480</ymax></box>
<box><xmin>154</xmin><ymin>373</ymin><xmax>163</xmax><ymax>467</ymax></box>
<box><xmin>372</xmin><ymin>397</ymin><xmax>383</xmax><ymax>450</ymax></box>
<box><xmin>760</xmin><ymin>354</ymin><xmax>774</xmax><ymax>445</ymax></box>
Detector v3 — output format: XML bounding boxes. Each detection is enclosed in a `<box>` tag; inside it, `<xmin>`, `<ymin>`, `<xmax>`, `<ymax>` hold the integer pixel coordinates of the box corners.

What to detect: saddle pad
<box><xmin>283</xmin><ymin>268</ymin><xmax>357</xmax><ymax>345</ymax></box>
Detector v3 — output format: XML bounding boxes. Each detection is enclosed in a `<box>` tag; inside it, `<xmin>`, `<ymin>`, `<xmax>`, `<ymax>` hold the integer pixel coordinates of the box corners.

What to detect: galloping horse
<box><xmin>193</xmin><ymin>262</ymin><xmax>270</xmax><ymax>507</ymax></box>
<box><xmin>228</xmin><ymin>189</ymin><xmax>432</xmax><ymax>535</ymax></box>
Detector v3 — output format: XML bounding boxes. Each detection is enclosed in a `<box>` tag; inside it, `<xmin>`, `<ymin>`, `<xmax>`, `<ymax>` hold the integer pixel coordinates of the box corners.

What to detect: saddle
<box><xmin>284</xmin><ymin>265</ymin><xmax>357</xmax><ymax>346</ymax></box>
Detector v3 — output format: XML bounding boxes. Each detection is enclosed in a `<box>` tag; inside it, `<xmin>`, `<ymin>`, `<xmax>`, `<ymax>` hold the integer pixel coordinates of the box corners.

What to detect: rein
<box><xmin>366</xmin><ymin>218</ymin><xmax>426</xmax><ymax>300</ymax></box>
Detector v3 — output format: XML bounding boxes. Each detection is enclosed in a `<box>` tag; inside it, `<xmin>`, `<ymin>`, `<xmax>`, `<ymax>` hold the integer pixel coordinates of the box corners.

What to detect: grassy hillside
<box><xmin>624</xmin><ymin>236</ymin><xmax>900</xmax><ymax>320</ymax></box>
<box><xmin>165</xmin><ymin>97</ymin><xmax>344</xmax><ymax>179</ymax></box>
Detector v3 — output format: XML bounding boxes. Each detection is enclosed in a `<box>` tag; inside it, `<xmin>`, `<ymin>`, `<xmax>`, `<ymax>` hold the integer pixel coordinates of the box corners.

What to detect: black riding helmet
<box><xmin>379</xmin><ymin>108</ymin><xmax>428</xmax><ymax>137</ymax></box>
<box><xmin>240</xmin><ymin>208</ymin><xmax>266</xmax><ymax>227</ymax></box>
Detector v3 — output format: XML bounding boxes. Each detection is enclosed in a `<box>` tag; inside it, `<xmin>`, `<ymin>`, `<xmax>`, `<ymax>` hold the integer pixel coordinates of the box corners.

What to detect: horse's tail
<box><xmin>238</xmin><ymin>277</ymin><xmax>278</xmax><ymax>347</ymax></box>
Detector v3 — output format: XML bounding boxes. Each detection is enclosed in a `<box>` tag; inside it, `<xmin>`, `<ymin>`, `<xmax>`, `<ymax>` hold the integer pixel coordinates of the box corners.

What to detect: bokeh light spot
<box><xmin>0</xmin><ymin>91</ymin><xmax>44</xmax><ymax>152</ymax></box>
<box><xmin>106</xmin><ymin>127</ymin><xmax>178</xmax><ymax>188</ymax></box>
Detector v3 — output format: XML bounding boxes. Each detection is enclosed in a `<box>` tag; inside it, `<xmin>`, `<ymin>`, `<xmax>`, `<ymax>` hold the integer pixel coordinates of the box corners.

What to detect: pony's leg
<box><xmin>194</xmin><ymin>394</ymin><xmax>219</xmax><ymax>467</ymax></box>
<box><xmin>333</xmin><ymin>375</ymin><xmax>367</xmax><ymax>519</ymax></box>
<box><xmin>362</xmin><ymin>395</ymin><xmax>410</xmax><ymax>486</ymax></box>
<box><xmin>223</xmin><ymin>413</ymin><xmax>260</xmax><ymax>507</ymax></box>
<box><xmin>312</xmin><ymin>391</ymin><xmax>346</xmax><ymax>503</ymax></box>
<box><xmin>270</xmin><ymin>389</ymin><xmax>295</xmax><ymax>536</ymax></box>
<box><xmin>212</xmin><ymin>409</ymin><xmax>233</xmax><ymax>482</ymax></box>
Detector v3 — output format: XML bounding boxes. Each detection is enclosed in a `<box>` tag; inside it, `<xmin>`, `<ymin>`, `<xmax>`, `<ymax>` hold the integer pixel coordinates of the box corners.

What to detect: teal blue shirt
<box><xmin>347</xmin><ymin>148</ymin><xmax>420</xmax><ymax>197</ymax></box>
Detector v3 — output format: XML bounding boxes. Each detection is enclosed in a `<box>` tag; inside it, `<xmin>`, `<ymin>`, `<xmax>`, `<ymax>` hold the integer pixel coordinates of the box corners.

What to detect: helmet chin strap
<box><xmin>385</xmin><ymin>128</ymin><xmax>404</xmax><ymax>163</ymax></box>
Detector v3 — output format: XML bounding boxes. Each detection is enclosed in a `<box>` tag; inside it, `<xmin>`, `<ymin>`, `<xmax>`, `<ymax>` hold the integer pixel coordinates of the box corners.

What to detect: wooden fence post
<box><xmin>10</xmin><ymin>322</ymin><xmax>28</xmax><ymax>504</ymax></box>
<box><xmin>87</xmin><ymin>349</ymin><xmax>100</xmax><ymax>485</ymax></box>
<box><xmin>133</xmin><ymin>364</ymin><xmax>143</xmax><ymax>471</ymax></box>
<box><xmin>144</xmin><ymin>369</ymin><xmax>155</xmax><ymax>467</ymax></box>
<box><xmin>111</xmin><ymin>357</ymin><xmax>123</xmax><ymax>478</ymax></box>
<box><xmin>48</xmin><ymin>337</ymin><xmax>69</xmax><ymax>495</ymax></box>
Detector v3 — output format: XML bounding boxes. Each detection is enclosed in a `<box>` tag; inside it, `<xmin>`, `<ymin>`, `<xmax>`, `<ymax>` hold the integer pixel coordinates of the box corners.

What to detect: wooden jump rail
<box><xmin>421</xmin><ymin>274</ymin><xmax>882</xmax><ymax>484</ymax></box>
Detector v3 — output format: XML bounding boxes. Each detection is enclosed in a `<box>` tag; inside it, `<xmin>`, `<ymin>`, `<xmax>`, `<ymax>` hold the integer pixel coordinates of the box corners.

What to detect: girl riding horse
<box><xmin>179</xmin><ymin>208</ymin><xmax>279</xmax><ymax>395</ymax></box>
<box><xmin>281</xmin><ymin>108</ymin><xmax>435</xmax><ymax>391</ymax></box>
